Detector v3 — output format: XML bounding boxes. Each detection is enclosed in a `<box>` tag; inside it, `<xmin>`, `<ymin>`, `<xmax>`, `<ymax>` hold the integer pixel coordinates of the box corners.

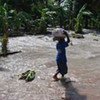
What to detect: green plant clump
<box><xmin>19</xmin><ymin>70</ymin><xmax>36</xmax><ymax>82</ymax></box>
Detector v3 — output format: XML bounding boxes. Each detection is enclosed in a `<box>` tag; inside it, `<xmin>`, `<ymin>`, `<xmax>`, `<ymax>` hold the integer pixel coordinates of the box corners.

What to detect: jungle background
<box><xmin>0</xmin><ymin>0</ymin><xmax>100</xmax><ymax>100</ymax></box>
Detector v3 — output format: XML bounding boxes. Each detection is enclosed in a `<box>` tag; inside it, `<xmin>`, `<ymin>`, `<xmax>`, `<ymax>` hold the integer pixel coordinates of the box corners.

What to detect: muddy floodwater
<box><xmin>0</xmin><ymin>33</ymin><xmax>100</xmax><ymax>100</ymax></box>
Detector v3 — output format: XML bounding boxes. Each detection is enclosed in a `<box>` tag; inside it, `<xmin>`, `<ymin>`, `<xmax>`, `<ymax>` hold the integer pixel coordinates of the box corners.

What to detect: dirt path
<box><xmin>0</xmin><ymin>34</ymin><xmax>100</xmax><ymax>100</ymax></box>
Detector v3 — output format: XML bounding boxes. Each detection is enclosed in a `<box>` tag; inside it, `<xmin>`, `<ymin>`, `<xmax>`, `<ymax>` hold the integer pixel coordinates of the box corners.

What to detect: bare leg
<box><xmin>53</xmin><ymin>71</ymin><xmax>59</xmax><ymax>81</ymax></box>
<box><xmin>61</xmin><ymin>74</ymin><xmax>64</xmax><ymax>78</ymax></box>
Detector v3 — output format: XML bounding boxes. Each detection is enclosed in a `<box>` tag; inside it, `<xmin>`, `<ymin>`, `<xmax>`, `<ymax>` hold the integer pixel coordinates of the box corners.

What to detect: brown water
<box><xmin>0</xmin><ymin>34</ymin><xmax>100</xmax><ymax>100</ymax></box>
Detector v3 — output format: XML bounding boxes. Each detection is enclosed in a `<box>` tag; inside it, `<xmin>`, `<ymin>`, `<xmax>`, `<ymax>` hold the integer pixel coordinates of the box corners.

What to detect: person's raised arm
<box><xmin>63</xmin><ymin>30</ymin><xmax>70</xmax><ymax>43</ymax></box>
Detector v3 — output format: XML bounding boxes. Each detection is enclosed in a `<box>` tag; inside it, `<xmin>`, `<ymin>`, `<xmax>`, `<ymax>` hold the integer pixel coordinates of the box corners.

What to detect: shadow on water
<box><xmin>60</xmin><ymin>78</ymin><xmax>87</xmax><ymax>100</ymax></box>
<box><xmin>0</xmin><ymin>51</ymin><xmax>22</xmax><ymax>57</ymax></box>
<box><xmin>0</xmin><ymin>67</ymin><xmax>10</xmax><ymax>72</ymax></box>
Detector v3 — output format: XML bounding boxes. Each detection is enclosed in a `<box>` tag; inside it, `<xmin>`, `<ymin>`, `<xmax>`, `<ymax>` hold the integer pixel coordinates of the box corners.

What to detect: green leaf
<box><xmin>82</xmin><ymin>11</ymin><xmax>92</xmax><ymax>16</ymax></box>
<box><xmin>0</xmin><ymin>6</ymin><xmax>7</xmax><ymax>16</ymax></box>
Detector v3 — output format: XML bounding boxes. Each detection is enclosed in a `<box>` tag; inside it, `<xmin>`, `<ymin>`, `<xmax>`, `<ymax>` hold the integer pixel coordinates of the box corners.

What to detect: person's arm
<box><xmin>63</xmin><ymin>30</ymin><xmax>70</xmax><ymax>43</ymax></box>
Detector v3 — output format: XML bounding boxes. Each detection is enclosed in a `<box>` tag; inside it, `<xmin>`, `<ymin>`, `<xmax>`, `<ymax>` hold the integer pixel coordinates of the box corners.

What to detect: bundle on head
<box><xmin>52</xmin><ymin>28</ymin><xmax>66</xmax><ymax>38</ymax></box>
<box><xmin>52</xmin><ymin>28</ymin><xmax>66</xmax><ymax>41</ymax></box>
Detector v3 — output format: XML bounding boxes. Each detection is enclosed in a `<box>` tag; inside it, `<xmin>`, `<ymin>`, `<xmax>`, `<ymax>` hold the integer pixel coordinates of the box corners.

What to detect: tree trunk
<box><xmin>2</xmin><ymin>21</ymin><xmax>8</xmax><ymax>56</ymax></box>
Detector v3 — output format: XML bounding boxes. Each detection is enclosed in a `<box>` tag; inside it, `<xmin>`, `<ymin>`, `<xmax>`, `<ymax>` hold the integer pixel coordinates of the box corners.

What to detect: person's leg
<box><xmin>53</xmin><ymin>70</ymin><xmax>59</xmax><ymax>81</ymax></box>
<box><xmin>61</xmin><ymin>74</ymin><xmax>64</xmax><ymax>78</ymax></box>
<box><xmin>53</xmin><ymin>62</ymin><xmax>60</xmax><ymax>81</ymax></box>
<box><xmin>60</xmin><ymin>62</ymin><xmax>68</xmax><ymax>78</ymax></box>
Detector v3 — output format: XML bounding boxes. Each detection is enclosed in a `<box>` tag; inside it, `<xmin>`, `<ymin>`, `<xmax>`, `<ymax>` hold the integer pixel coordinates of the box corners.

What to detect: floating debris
<box><xmin>93</xmin><ymin>39</ymin><xmax>99</xmax><ymax>41</ymax></box>
<box><xmin>71</xmin><ymin>33</ymin><xmax>84</xmax><ymax>39</ymax></box>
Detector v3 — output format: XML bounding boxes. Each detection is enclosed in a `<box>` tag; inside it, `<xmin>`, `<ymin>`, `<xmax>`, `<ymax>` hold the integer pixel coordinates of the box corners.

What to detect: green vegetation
<box><xmin>19</xmin><ymin>70</ymin><xmax>36</xmax><ymax>82</ymax></box>
<box><xmin>0</xmin><ymin>6</ymin><xmax>9</xmax><ymax>55</ymax></box>
<box><xmin>0</xmin><ymin>0</ymin><xmax>100</xmax><ymax>56</ymax></box>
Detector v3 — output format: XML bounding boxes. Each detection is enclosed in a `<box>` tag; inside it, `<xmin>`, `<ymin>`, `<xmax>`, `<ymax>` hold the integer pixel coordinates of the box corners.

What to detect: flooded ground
<box><xmin>0</xmin><ymin>32</ymin><xmax>100</xmax><ymax>100</ymax></box>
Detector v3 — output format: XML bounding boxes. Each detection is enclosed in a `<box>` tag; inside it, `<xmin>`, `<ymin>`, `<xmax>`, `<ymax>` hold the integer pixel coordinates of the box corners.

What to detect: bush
<box><xmin>74</xmin><ymin>21</ymin><xmax>82</xmax><ymax>33</ymax></box>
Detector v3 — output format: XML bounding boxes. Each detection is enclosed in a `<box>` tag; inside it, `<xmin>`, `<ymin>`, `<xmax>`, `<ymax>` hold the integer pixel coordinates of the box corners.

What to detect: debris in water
<box><xmin>19</xmin><ymin>70</ymin><xmax>36</xmax><ymax>82</ymax></box>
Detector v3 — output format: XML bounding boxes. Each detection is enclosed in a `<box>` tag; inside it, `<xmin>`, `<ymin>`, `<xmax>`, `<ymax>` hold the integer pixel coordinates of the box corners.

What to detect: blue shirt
<box><xmin>56</xmin><ymin>41</ymin><xmax>68</xmax><ymax>63</ymax></box>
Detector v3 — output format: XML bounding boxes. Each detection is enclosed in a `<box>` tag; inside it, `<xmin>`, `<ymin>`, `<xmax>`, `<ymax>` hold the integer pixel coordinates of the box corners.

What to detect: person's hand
<box><xmin>63</xmin><ymin>30</ymin><xmax>70</xmax><ymax>43</ymax></box>
<box><xmin>53</xmin><ymin>37</ymin><xmax>57</xmax><ymax>41</ymax></box>
<box><xmin>63</xmin><ymin>30</ymin><xmax>69</xmax><ymax>36</ymax></box>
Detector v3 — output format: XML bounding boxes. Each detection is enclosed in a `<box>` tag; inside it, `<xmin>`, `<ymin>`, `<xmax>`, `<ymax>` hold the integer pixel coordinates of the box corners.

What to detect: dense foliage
<box><xmin>0</xmin><ymin>0</ymin><xmax>100</xmax><ymax>55</ymax></box>
<box><xmin>0</xmin><ymin>0</ymin><xmax>100</xmax><ymax>35</ymax></box>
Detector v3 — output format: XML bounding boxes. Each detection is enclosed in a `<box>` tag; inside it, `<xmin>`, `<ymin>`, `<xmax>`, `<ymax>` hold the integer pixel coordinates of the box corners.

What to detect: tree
<box><xmin>74</xmin><ymin>4</ymin><xmax>92</xmax><ymax>33</ymax></box>
<box><xmin>0</xmin><ymin>6</ymin><xmax>9</xmax><ymax>55</ymax></box>
<box><xmin>9</xmin><ymin>10</ymin><xmax>32</xmax><ymax>34</ymax></box>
